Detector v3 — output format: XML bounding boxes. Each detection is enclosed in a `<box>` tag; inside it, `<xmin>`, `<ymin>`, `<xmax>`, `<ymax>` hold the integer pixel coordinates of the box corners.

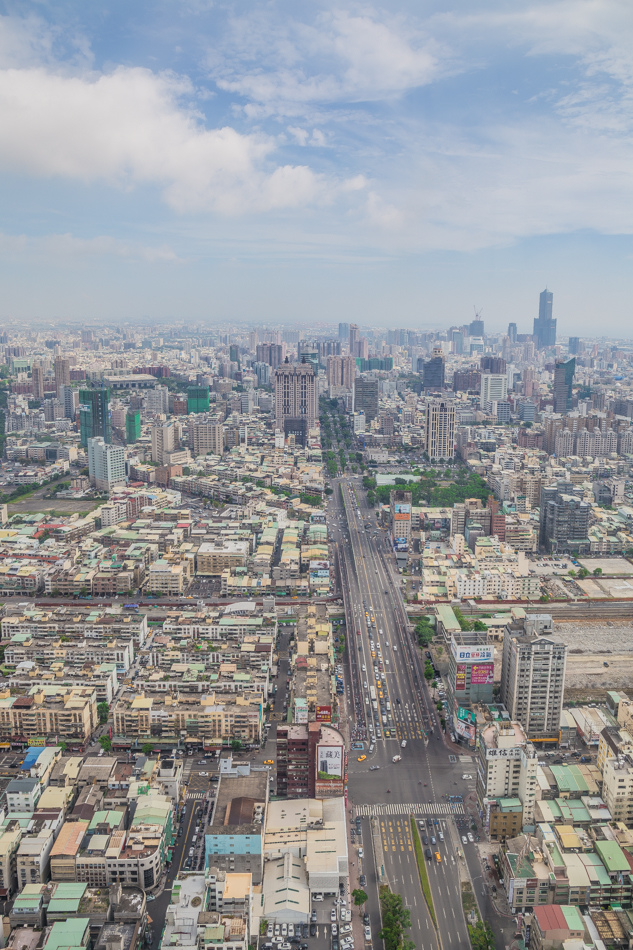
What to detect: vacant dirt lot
<box><xmin>577</xmin><ymin>557</ymin><xmax>633</xmax><ymax>575</ymax></box>
<box><xmin>552</xmin><ymin>621</ymin><xmax>633</xmax><ymax>690</ymax></box>
<box><xmin>8</xmin><ymin>496</ymin><xmax>100</xmax><ymax>515</ymax></box>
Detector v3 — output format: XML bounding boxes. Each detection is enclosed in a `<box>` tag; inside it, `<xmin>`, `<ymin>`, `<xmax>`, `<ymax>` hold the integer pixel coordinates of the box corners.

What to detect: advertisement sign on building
<box><xmin>455</xmin><ymin>664</ymin><xmax>466</xmax><ymax>691</ymax></box>
<box><xmin>454</xmin><ymin>717</ymin><xmax>475</xmax><ymax>741</ymax></box>
<box><xmin>316</xmin><ymin>705</ymin><xmax>332</xmax><ymax>722</ymax></box>
<box><xmin>317</xmin><ymin>744</ymin><xmax>343</xmax><ymax>780</ymax></box>
<box><xmin>394</xmin><ymin>512</ymin><xmax>410</xmax><ymax>521</ymax></box>
<box><xmin>451</xmin><ymin>644</ymin><xmax>494</xmax><ymax>662</ymax></box>
<box><xmin>394</xmin><ymin>504</ymin><xmax>411</xmax><ymax>514</ymax></box>
<box><xmin>470</xmin><ymin>663</ymin><xmax>494</xmax><ymax>685</ymax></box>
<box><xmin>457</xmin><ymin>706</ymin><xmax>475</xmax><ymax>724</ymax></box>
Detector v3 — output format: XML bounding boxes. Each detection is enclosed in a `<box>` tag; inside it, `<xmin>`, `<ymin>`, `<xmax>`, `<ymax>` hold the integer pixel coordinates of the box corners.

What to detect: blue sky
<box><xmin>1</xmin><ymin>0</ymin><xmax>633</xmax><ymax>335</ymax></box>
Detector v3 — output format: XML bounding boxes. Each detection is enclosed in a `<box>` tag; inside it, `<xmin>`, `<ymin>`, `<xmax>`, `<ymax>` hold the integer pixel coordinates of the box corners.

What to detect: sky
<box><xmin>1</xmin><ymin>0</ymin><xmax>633</xmax><ymax>335</ymax></box>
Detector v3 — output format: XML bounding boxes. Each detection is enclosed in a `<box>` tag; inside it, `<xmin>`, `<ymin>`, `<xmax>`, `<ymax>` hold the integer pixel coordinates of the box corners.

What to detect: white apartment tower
<box><xmin>424</xmin><ymin>398</ymin><xmax>456</xmax><ymax>460</ymax></box>
<box><xmin>501</xmin><ymin>614</ymin><xmax>567</xmax><ymax>744</ymax></box>
<box><xmin>480</xmin><ymin>373</ymin><xmax>508</xmax><ymax>411</ymax></box>
<box><xmin>87</xmin><ymin>438</ymin><xmax>126</xmax><ymax>492</ymax></box>
<box><xmin>151</xmin><ymin>421</ymin><xmax>176</xmax><ymax>465</ymax></box>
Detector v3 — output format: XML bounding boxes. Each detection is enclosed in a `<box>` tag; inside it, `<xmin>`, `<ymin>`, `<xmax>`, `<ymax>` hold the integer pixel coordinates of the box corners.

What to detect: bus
<box><xmin>370</xmin><ymin>686</ymin><xmax>376</xmax><ymax>701</ymax></box>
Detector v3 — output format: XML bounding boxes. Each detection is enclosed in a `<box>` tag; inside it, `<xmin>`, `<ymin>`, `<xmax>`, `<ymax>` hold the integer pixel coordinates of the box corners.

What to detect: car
<box><xmin>438</xmin><ymin>831</ymin><xmax>444</xmax><ymax>841</ymax></box>
<box><xmin>313</xmin><ymin>893</ymin><xmax>324</xmax><ymax>901</ymax></box>
<box><xmin>467</xmin><ymin>833</ymin><xmax>474</xmax><ymax>843</ymax></box>
<box><xmin>281</xmin><ymin>925</ymin><xmax>288</xmax><ymax>937</ymax></box>
<box><xmin>369</xmin><ymin>765</ymin><xmax>380</xmax><ymax>771</ymax></box>
<box><xmin>358</xmin><ymin>848</ymin><xmax>364</xmax><ymax>858</ymax></box>
<box><xmin>310</xmin><ymin>924</ymin><xmax>318</xmax><ymax>938</ymax></box>
<box><xmin>461</xmin><ymin>836</ymin><xmax>468</xmax><ymax>844</ymax></box>
<box><xmin>331</xmin><ymin>925</ymin><xmax>338</xmax><ymax>936</ymax></box>
<box><xmin>267</xmin><ymin>927</ymin><xmax>274</xmax><ymax>938</ymax></box>
<box><xmin>358</xmin><ymin>755</ymin><xmax>366</xmax><ymax>762</ymax></box>
<box><xmin>430</xmin><ymin>836</ymin><xmax>436</xmax><ymax>845</ymax></box>
<box><xmin>279</xmin><ymin>944</ymin><xmax>292</xmax><ymax>950</ymax></box>
<box><xmin>310</xmin><ymin>911</ymin><xmax>318</xmax><ymax>925</ymax></box>
<box><xmin>341</xmin><ymin>940</ymin><xmax>354</xmax><ymax>950</ymax></box>
<box><xmin>435</xmin><ymin>852</ymin><xmax>441</xmax><ymax>863</ymax></box>
<box><xmin>332</xmin><ymin>941</ymin><xmax>339</xmax><ymax>950</ymax></box>
<box><xmin>188</xmin><ymin>848</ymin><xmax>194</xmax><ymax>856</ymax></box>
<box><xmin>264</xmin><ymin>759</ymin><xmax>274</xmax><ymax>765</ymax></box>
<box><xmin>331</xmin><ymin>910</ymin><xmax>337</xmax><ymax>922</ymax></box>
<box><xmin>288</xmin><ymin>925</ymin><xmax>295</xmax><ymax>937</ymax></box>
<box><xmin>302</xmin><ymin>925</ymin><xmax>308</xmax><ymax>938</ymax></box>
<box><xmin>422</xmin><ymin>834</ymin><xmax>429</xmax><ymax>846</ymax></box>
<box><xmin>363</xmin><ymin>928</ymin><xmax>372</xmax><ymax>942</ymax></box>
<box><xmin>359</xmin><ymin>875</ymin><xmax>366</xmax><ymax>887</ymax></box>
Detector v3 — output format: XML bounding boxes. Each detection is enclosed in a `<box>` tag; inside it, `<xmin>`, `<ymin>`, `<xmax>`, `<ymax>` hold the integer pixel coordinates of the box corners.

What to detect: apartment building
<box><xmin>476</xmin><ymin>719</ymin><xmax>538</xmax><ymax>838</ymax></box>
<box><xmin>113</xmin><ymin>693</ymin><xmax>263</xmax><ymax>747</ymax></box>
<box><xmin>0</xmin><ymin>687</ymin><xmax>98</xmax><ymax>746</ymax></box>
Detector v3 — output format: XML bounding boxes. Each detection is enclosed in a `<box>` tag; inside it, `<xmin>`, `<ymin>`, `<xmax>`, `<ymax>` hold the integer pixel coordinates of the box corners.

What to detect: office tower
<box><xmin>496</xmin><ymin>401</ymin><xmax>511</xmax><ymax>422</ymax></box>
<box><xmin>87</xmin><ymin>437</ymin><xmax>126</xmax><ymax>492</ymax></box>
<box><xmin>187</xmin><ymin>386</ymin><xmax>210</xmax><ymax>414</ymax></box>
<box><xmin>229</xmin><ymin>344</ymin><xmax>239</xmax><ymax>365</ymax></box>
<box><xmin>424</xmin><ymin>398</ymin><xmax>456</xmax><ymax>460</ymax></box>
<box><xmin>422</xmin><ymin>348</ymin><xmax>445</xmax><ymax>390</ymax></box>
<box><xmin>54</xmin><ymin>356</ymin><xmax>70</xmax><ymax>396</ymax></box>
<box><xmin>480</xmin><ymin>356</ymin><xmax>507</xmax><ymax>374</ymax></box>
<box><xmin>451</xmin><ymin>329</ymin><xmax>464</xmax><ymax>354</ymax></box>
<box><xmin>507</xmin><ymin>322</ymin><xmax>517</xmax><ymax>343</ymax></box>
<box><xmin>553</xmin><ymin>357</ymin><xmax>575</xmax><ymax>414</ymax></box>
<box><xmin>518</xmin><ymin>401</ymin><xmax>536</xmax><ymax>422</ymax></box>
<box><xmin>79</xmin><ymin>387</ymin><xmax>111</xmax><ymax>447</ymax></box>
<box><xmin>338</xmin><ymin>322</ymin><xmax>350</xmax><ymax>342</ymax></box>
<box><xmin>469</xmin><ymin>318</ymin><xmax>484</xmax><ymax>337</ymax></box>
<box><xmin>568</xmin><ymin>336</ymin><xmax>582</xmax><ymax>355</ymax></box>
<box><xmin>539</xmin><ymin>482</ymin><xmax>590</xmax><ymax>553</ymax></box>
<box><xmin>188</xmin><ymin>421</ymin><xmax>224</xmax><ymax>456</ymax></box>
<box><xmin>349</xmin><ymin>324</ymin><xmax>360</xmax><ymax>357</ymax></box>
<box><xmin>326</xmin><ymin>355</ymin><xmax>355</xmax><ymax>388</ymax></box>
<box><xmin>151</xmin><ymin>420</ymin><xmax>176</xmax><ymax>464</ymax></box>
<box><xmin>274</xmin><ymin>360</ymin><xmax>318</xmax><ymax>441</ymax></box>
<box><xmin>253</xmin><ymin>361</ymin><xmax>271</xmax><ymax>386</ymax></box>
<box><xmin>353</xmin><ymin>377</ymin><xmax>379</xmax><ymax>422</ymax></box>
<box><xmin>60</xmin><ymin>385</ymin><xmax>78</xmax><ymax>420</ymax></box>
<box><xmin>532</xmin><ymin>288</ymin><xmax>557</xmax><ymax>349</ymax></box>
<box><xmin>501</xmin><ymin>614</ymin><xmax>567</xmax><ymax>744</ymax></box>
<box><xmin>480</xmin><ymin>373</ymin><xmax>508</xmax><ymax>410</ymax></box>
<box><xmin>31</xmin><ymin>363</ymin><xmax>44</xmax><ymax>400</ymax></box>
<box><xmin>125</xmin><ymin>410</ymin><xmax>141</xmax><ymax>444</ymax></box>
<box><xmin>452</xmin><ymin>370</ymin><xmax>481</xmax><ymax>393</ymax></box>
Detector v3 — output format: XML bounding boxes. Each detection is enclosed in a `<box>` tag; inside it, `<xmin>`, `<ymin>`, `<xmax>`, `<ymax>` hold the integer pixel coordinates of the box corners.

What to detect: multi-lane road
<box><xmin>326</xmin><ymin>477</ymin><xmax>509</xmax><ymax>950</ymax></box>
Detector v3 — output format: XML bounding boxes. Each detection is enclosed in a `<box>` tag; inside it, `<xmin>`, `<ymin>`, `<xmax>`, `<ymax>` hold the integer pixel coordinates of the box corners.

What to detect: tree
<box><xmin>469</xmin><ymin>920</ymin><xmax>495</xmax><ymax>950</ymax></box>
<box><xmin>99</xmin><ymin>736</ymin><xmax>112</xmax><ymax>752</ymax></box>
<box><xmin>379</xmin><ymin>890</ymin><xmax>413</xmax><ymax>950</ymax></box>
<box><xmin>230</xmin><ymin>739</ymin><xmax>243</xmax><ymax>753</ymax></box>
<box><xmin>97</xmin><ymin>702</ymin><xmax>109</xmax><ymax>725</ymax></box>
<box><xmin>352</xmin><ymin>888</ymin><xmax>368</xmax><ymax>909</ymax></box>
<box><xmin>141</xmin><ymin>743</ymin><xmax>154</xmax><ymax>756</ymax></box>
<box><xmin>58</xmin><ymin>741</ymin><xmax>68</xmax><ymax>752</ymax></box>
<box><xmin>593</xmin><ymin>567</ymin><xmax>603</xmax><ymax>576</ymax></box>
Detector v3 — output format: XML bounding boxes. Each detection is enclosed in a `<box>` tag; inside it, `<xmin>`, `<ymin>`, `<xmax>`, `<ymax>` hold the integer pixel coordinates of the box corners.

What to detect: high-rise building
<box><xmin>253</xmin><ymin>361</ymin><xmax>271</xmax><ymax>386</ymax></box>
<box><xmin>476</xmin><ymin>719</ymin><xmax>538</xmax><ymax>837</ymax></box>
<box><xmin>188</xmin><ymin>421</ymin><xmax>224</xmax><ymax>457</ymax></box>
<box><xmin>507</xmin><ymin>322</ymin><xmax>517</xmax><ymax>343</ymax></box>
<box><xmin>187</xmin><ymin>386</ymin><xmax>210</xmax><ymax>414</ymax></box>
<box><xmin>452</xmin><ymin>370</ymin><xmax>481</xmax><ymax>393</ymax></box>
<box><xmin>480</xmin><ymin>356</ymin><xmax>507</xmax><ymax>374</ymax></box>
<box><xmin>539</xmin><ymin>482</ymin><xmax>590</xmax><ymax>554</ymax></box>
<box><xmin>79</xmin><ymin>387</ymin><xmax>111</xmax><ymax>447</ymax></box>
<box><xmin>533</xmin><ymin>289</ymin><xmax>557</xmax><ymax>349</ymax></box>
<box><xmin>553</xmin><ymin>357</ymin><xmax>575</xmax><ymax>414</ymax></box>
<box><xmin>87</xmin><ymin>437</ymin><xmax>126</xmax><ymax>492</ymax></box>
<box><xmin>274</xmin><ymin>360</ymin><xmax>318</xmax><ymax>440</ymax></box>
<box><xmin>422</xmin><ymin>348</ymin><xmax>445</xmax><ymax>390</ymax></box>
<box><xmin>326</xmin><ymin>355</ymin><xmax>355</xmax><ymax>389</ymax></box>
<box><xmin>353</xmin><ymin>377</ymin><xmax>379</xmax><ymax>422</ymax></box>
<box><xmin>31</xmin><ymin>363</ymin><xmax>44</xmax><ymax>400</ymax></box>
<box><xmin>349</xmin><ymin>324</ymin><xmax>360</xmax><ymax>357</ymax></box>
<box><xmin>469</xmin><ymin>318</ymin><xmax>484</xmax><ymax>337</ymax></box>
<box><xmin>424</xmin><ymin>398</ymin><xmax>456</xmax><ymax>460</ymax></box>
<box><xmin>125</xmin><ymin>410</ymin><xmax>141</xmax><ymax>444</ymax></box>
<box><xmin>480</xmin><ymin>373</ymin><xmax>508</xmax><ymax>410</ymax></box>
<box><xmin>255</xmin><ymin>342</ymin><xmax>286</xmax><ymax>369</ymax></box>
<box><xmin>54</xmin><ymin>357</ymin><xmax>70</xmax><ymax>396</ymax></box>
<box><xmin>390</xmin><ymin>490</ymin><xmax>412</xmax><ymax>546</ymax></box>
<box><xmin>501</xmin><ymin>614</ymin><xmax>567</xmax><ymax>744</ymax></box>
<box><xmin>151</xmin><ymin>420</ymin><xmax>176</xmax><ymax>464</ymax></box>
<box><xmin>568</xmin><ymin>336</ymin><xmax>581</xmax><ymax>355</ymax></box>
<box><xmin>60</xmin><ymin>385</ymin><xmax>78</xmax><ymax>420</ymax></box>
<box><xmin>338</xmin><ymin>323</ymin><xmax>350</xmax><ymax>342</ymax></box>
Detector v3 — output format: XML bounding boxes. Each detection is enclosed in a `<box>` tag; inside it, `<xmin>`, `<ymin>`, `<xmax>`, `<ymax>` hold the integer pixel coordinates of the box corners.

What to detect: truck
<box><xmin>392</xmin><ymin>755</ymin><xmax>401</xmax><ymax>763</ymax></box>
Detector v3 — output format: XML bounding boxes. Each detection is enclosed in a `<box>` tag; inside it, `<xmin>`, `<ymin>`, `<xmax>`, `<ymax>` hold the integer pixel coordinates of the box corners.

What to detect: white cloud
<box><xmin>0</xmin><ymin>231</ymin><xmax>182</xmax><ymax>263</ymax></box>
<box><xmin>0</xmin><ymin>62</ymin><xmax>332</xmax><ymax>214</ymax></box>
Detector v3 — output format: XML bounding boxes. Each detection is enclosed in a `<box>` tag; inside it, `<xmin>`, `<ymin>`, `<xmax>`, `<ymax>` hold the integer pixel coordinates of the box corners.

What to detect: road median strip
<box><xmin>410</xmin><ymin>816</ymin><xmax>438</xmax><ymax>929</ymax></box>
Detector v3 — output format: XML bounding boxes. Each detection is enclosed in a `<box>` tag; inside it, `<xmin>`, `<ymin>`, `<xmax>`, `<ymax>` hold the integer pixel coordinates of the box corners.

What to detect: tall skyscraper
<box><xmin>539</xmin><ymin>482</ymin><xmax>590</xmax><ymax>553</ymax></box>
<box><xmin>507</xmin><ymin>322</ymin><xmax>517</xmax><ymax>343</ymax></box>
<box><xmin>469</xmin><ymin>318</ymin><xmax>484</xmax><ymax>337</ymax></box>
<box><xmin>54</xmin><ymin>356</ymin><xmax>70</xmax><ymax>396</ymax></box>
<box><xmin>338</xmin><ymin>323</ymin><xmax>350</xmax><ymax>342</ymax></box>
<box><xmin>553</xmin><ymin>357</ymin><xmax>575</xmax><ymax>413</ymax></box>
<box><xmin>151</xmin><ymin>420</ymin><xmax>176</xmax><ymax>464</ymax></box>
<box><xmin>60</xmin><ymin>385</ymin><xmax>78</xmax><ymax>420</ymax></box>
<box><xmin>501</xmin><ymin>615</ymin><xmax>567</xmax><ymax>744</ymax></box>
<box><xmin>79</xmin><ymin>387</ymin><xmax>111</xmax><ymax>447</ymax></box>
<box><xmin>422</xmin><ymin>348</ymin><xmax>445</xmax><ymax>391</ymax></box>
<box><xmin>326</xmin><ymin>355</ymin><xmax>355</xmax><ymax>389</ymax></box>
<box><xmin>353</xmin><ymin>377</ymin><xmax>379</xmax><ymax>422</ymax></box>
<box><xmin>568</xmin><ymin>336</ymin><xmax>581</xmax><ymax>355</ymax></box>
<box><xmin>533</xmin><ymin>289</ymin><xmax>557</xmax><ymax>349</ymax></box>
<box><xmin>349</xmin><ymin>324</ymin><xmax>360</xmax><ymax>357</ymax></box>
<box><xmin>87</xmin><ymin>437</ymin><xmax>126</xmax><ymax>492</ymax></box>
<box><xmin>424</xmin><ymin>398</ymin><xmax>456</xmax><ymax>460</ymax></box>
<box><xmin>31</xmin><ymin>363</ymin><xmax>44</xmax><ymax>400</ymax></box>
<box><xmin>480</xmin><ymin>373</ymin><xmax>508</xmax><ymax>410</ymax></box>
<box><xmin>274</xmin><ymin>360</ymin><xmax>318</xmax><ymax>442</ymax></box>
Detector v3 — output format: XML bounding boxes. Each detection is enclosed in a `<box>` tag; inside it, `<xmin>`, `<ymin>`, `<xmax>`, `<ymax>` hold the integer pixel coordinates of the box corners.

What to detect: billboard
<box><xmin>454</xmin><ymin>717</ymin><xmax>475</xmax><ymax>741</ymax></box>
<box><xmin>317</xmin><ymin>744</ymin><xmax>343</xmax><ymax>780</ymax></box>
<box><xmin>457</xmin><ymin>706</ymin><xmax>475</xmax><ymax>724</ymax></box>
<box><xmin>471</xmin><ymin>663</ymin><xmax>494</xmax><ymax>685</ymax></box>
<box><xmin>394</xmin><ymin>503</ymin><xmax>411</xmax><ymax>514</ymax></box>
<box><xmin>455</xmin><ymin>664</ymin><xmax>466</xmax><ymax>691</ymax></box>
<box><xmin>451</xmin><ymin>644</ymin><xmax>493</xmax><ymax>662</ymax></box>
<box><xmin>316</xmin><ymin>705</ymin><xmax>332</xmax><ymax>722</ymax></box>
<box><xmin>394</xmin><ymin>512</ymin><xmax>410</xmax><ymax>521</ymax></box>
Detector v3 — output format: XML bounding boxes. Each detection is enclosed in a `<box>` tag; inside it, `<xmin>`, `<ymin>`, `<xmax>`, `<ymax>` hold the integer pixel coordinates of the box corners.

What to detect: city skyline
<box><xmin>1</xmin><ymin>2</ymin><xmax>633</xmax><ymax>332</ymax></box>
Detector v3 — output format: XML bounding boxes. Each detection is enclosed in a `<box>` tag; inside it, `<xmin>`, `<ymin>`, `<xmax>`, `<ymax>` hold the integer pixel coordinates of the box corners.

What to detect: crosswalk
<box><xmin>186</xmin><ymin>792</ymin><xmax>206</xmax><ymax>800</ymax></box>
<box><xmin>355</xmin><ymin>801</ymin><xmax>464</xmax><ymax>817</ymax></box>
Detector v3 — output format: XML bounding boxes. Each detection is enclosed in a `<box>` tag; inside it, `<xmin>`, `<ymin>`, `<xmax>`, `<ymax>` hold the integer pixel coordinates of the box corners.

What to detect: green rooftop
<box><xmin>594</xmin><ymin>840</ymin><xmax>631</xmax><ymax>873</ymax></box>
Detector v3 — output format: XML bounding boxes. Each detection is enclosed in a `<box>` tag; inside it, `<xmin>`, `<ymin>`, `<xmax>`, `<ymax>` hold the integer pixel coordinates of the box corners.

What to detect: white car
<box><xmin>467</xmin><ymin>833</ymin><xmax>474</xmax><ymax>843</ymax></box>
<box><xmin>341</xmin><ymin>940</ymin><xmax>354</xmax><ymax>950</ymax></box>
<box><xmin>288</xmin><ymin>925</ymin><xmax>294</xmax><ymax>938</ymax></box>
<box><xmin>461</xmin><ymin>836</ymin><xmax>468</xmax><ymax>845</ymax></box>
<box><xmin>340</xmin><ymin>925</ymin><xmax>352</xmax><ymax>934</ymax></box>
